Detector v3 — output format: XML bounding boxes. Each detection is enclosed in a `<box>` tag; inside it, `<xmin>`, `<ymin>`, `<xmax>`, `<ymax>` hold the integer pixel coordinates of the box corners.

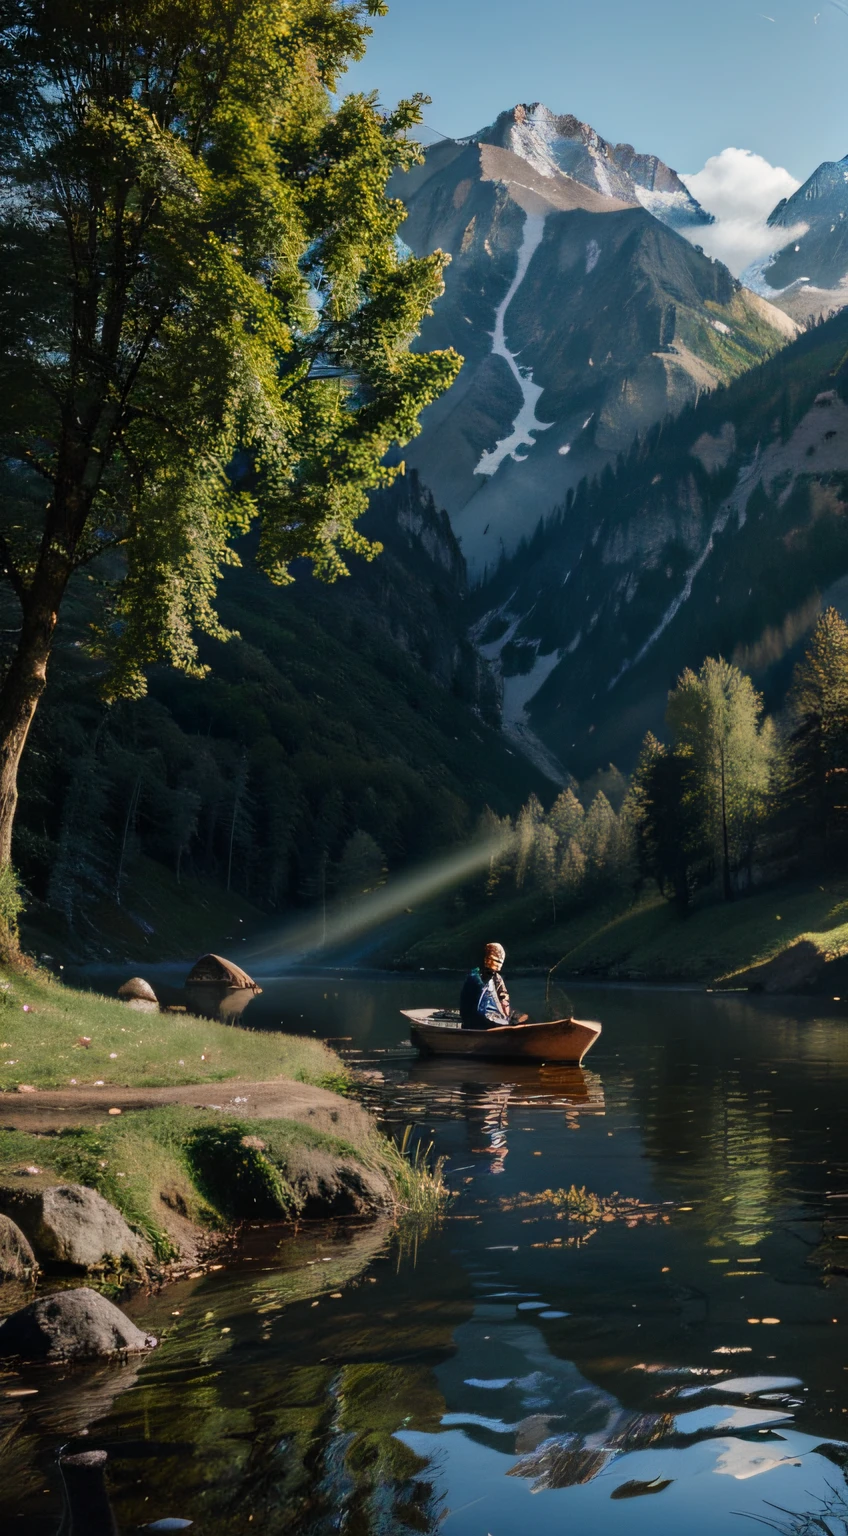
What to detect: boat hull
<box><xmin>401</xmin><ymin>1010</ymin><xmax>601</xmax><ymax>1065</ymax></box>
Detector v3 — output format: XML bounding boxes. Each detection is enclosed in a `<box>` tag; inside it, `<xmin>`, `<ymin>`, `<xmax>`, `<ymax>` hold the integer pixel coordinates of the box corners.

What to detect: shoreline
<box><xmin>0</xmin><ymin>968</ymin><xmax>445</xmax><ymax>1316</ymax></box>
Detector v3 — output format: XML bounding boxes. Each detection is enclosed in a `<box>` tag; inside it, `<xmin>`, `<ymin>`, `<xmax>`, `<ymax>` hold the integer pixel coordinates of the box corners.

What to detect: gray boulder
<box><xmin>117</xmin><ymin>976</ymin><xmax>158</xmax><ymax>1002</ymax></box>
<box><xmin>0</xmin><ymin>1214</ymin><xmax>38</xmax><ymax>1282</ymax></box>
<box><xmin>0</xmin><ymin>1287</ymin><xmax>157</xmax><ymax>1361</ymax></box>
<box><xmin>0</xmin><ymin>1182</ymin><xmax>150</xmax><ymax>1273</ymax></box>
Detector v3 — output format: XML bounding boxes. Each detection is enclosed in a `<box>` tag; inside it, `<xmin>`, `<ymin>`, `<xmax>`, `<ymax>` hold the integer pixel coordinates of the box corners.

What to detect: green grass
<box><xmin>551</xmin><ymin>880</ymin><xmax>848</xmax><ymax>984</ymax></box>
<box><xmin>0</xmin><ymin>966</ymin><xmax>343</xmax><ymax>1092</ymax></box>
<box><xmin>397</xmin><ymin>877</ymin><xmax>848</xmax><ymax>986</ymax></box>
<box><xmin>0</xmin><ymin>1105</ymin><xmax>447</xmax><ymax>1265</ymax></box>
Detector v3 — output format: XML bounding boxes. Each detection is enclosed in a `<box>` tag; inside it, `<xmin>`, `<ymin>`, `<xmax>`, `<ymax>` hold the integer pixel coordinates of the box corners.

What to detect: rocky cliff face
<box><xmin>477</xmin><ymin>103</ymin><xmax>712</xmax><ymax>232</ymax></box>
<box><xmin>394</xmin><ymin>105</ymin><xmax>797</xmax><ymax>579</ymax></box>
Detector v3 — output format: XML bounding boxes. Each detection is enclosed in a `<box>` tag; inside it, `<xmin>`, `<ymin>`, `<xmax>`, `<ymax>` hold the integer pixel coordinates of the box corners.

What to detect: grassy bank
<box><xmin>0</xmin><ymin>971</ymin><xmax>446</xmax><ymax>1265</ymax></box>
<box><xmin>0</xmin><ymin>967</ymin><xmax>344</xmax><ymax>1093</ymax></box>
<box><xmin>396</xmin><ymin>876</ymin><xmax>848</xmax><ymax>988</ymax></box>
<box><xmin>0</xmin><ymin>1105</ymin><xmax>445</xmax><ymax>1265</ymax></box>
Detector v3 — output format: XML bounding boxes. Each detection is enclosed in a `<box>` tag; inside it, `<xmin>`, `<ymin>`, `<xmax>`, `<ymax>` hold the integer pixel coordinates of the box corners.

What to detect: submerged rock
<box><xmin>0</xmin><ymin>1287</ymin><xmax>157</xmax><ymax>1360</ymax></box>
<box><xmin>0</xmin><ymin>1181</ymin><xmax>150</xmax><ymax>1273</ymax></box>
<box><xmin>0</xmin><ymin>1214</ymin><xmax>38</xmax><ymax>1282</ymax></box>
<box><xmin>59</xmin><ymin>1449</ymin><xmax>119</xmax><ymax>1535</ymax></box>
<box><xmin>117</xmin><ymin>976</ymin><xmax>158</xmax><ymax>1003</ymax></box>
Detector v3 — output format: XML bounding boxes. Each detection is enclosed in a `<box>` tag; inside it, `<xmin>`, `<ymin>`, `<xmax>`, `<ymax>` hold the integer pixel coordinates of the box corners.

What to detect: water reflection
<box><xmin>6</xmin><ymin>978</ymin><xmax>848</xmax><ymax>1533</ymax></box>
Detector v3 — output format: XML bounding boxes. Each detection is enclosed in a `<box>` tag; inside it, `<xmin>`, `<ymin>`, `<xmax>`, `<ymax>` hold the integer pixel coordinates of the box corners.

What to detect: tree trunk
<box><xmin>719</xmin><ymin>743</ymin><xmax>733</xmax><ymax>902</ymax></box>
<box><xmin>0</xmin><ymin>561</ymin><xmax>70</xmax><ymax>878</ymax></box>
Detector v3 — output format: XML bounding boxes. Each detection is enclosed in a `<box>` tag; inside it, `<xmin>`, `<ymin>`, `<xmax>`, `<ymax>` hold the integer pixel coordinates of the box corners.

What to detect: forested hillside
<box><xmin>474</xmin><ymin>305</ymin><xmax>848</xmax><ymax>778</ymax></box>
<box><xmin>8</xmin><ymin>476</ymin><xmax>546</xmax><ymax>959</ymax></box>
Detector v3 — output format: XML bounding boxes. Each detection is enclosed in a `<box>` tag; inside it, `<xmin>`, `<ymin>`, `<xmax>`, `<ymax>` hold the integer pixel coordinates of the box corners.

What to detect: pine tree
<box><xmin>628</xmin><ymin>732</ymin><xmax>666</xmax><ymax>890</ymax></box>
<box><xmin>515</xmin><ymin>794</ymin><xmax>545</xmax><ymax>890</ymax></box>
<box><xmin>581</xmin><ymin>792</ymin><xmax>617</xmax><ymax>883</ymax></box>
<box><xmin>785</xmin><ymin>607</ymin><xmax>848</xmax><ymax>852</ymax></box>
<box><xmin>559</xmin><ymin>837</ymin><xmax>587</xmax><ymax>894</ymax></box>
<box><xmin>530</xmin><ymin>822</ymin><xmax>559</xmax><ymax>918</ymax></box>
<box><xmin>548</xmin><ymin>788</ymin><xmax>585</xmax><ymax>855</ymax></box>
<box><xmin>475</xmin><ymin>807</ymin><xmax>514</xmax><ymax>898</ymax></box>
<box><xmin>336</xmin><ymin>830</ymin><xmax>387</xmax><ymax>899</ymax></box>
<box><xmin>629</xmin><ymin>732</ymin><xmax>697</xmax><ymax>912</ymax></box>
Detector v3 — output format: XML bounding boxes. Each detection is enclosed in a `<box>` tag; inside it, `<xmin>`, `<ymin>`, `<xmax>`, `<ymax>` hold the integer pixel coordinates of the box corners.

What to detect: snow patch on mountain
<box><xmin>502</xmin><ymin>649</ymin><xmax>561</xmax><ymax>727</ymax></box>
<box><xmin>508</xmin><ymin>105</ymin><xmax>563</xmax><ymax>180</ymax></box>
<box><xmin>501</xmin><ymin>651</ymin><xmax>566</xmax><ymax>783</ymax></box>
<box><xmin>475</xmin><ymin>212</ymin><xmax>553</xmax><ymax>475</ymax></box>
<box><xmin>741</xmin><ymin>249</ymin><xmax>812</xmax><ymax>298</ymax></box>
<box><xmin>633</xmin><ymin>185</ymin><xmax>705</xmax><ymax>232</ymax></box>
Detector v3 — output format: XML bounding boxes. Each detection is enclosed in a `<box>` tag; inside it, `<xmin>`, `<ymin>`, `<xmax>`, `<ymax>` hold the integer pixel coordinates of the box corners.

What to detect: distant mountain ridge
<box><xmin>745</xmin><ymin>153</ymin><xmax>848</xmax><ymax>322</ymax></box>
<box><xmin>395</xmin><ymin>103</ymin><xmax>798</xmax><ymax>578</ymax></box>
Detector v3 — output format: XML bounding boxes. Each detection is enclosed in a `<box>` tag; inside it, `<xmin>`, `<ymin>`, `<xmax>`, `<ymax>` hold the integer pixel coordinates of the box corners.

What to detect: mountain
<box><xmin>744</xmin><ymin>154</ymin><xmax>848</xmax><ymax>323</ymax></box>
<box><xmin>477</xmin><ymin>104</ymin><xmax>711</xmax><ymax>232</ymax></box>
<box><xmin>470</xmin><ymin>305</ymin><xmax>848</xmax><ymax>778</ymax></box>
<box><xmin>395</xmin><ymin>103</ymin><xmax>798</xmax><ymax>579</ymax></box>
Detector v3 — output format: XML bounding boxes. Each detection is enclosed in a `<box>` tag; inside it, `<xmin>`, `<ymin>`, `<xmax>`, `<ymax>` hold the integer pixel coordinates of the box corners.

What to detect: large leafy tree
<box><xmin>0</xmin><ymin>0</ymin><xmax>460</xmax><ymax>945</ymax></box>
<box><xmin>666</xmin><ymin>657</ymin><xmax>773</xmax><ymax>900</ymax></box>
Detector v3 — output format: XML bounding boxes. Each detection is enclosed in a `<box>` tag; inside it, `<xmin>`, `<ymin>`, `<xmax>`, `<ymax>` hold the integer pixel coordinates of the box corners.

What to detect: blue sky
<box><xmin>343</xmin><ymin>0</ymin><xmax>848</xmax><ymax>183</ymax></box>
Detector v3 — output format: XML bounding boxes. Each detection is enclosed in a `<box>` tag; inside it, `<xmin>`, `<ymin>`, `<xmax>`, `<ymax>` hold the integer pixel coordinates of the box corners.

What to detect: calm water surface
<box><xmin>5</xmin><ymin>973</ymin><xmax>848</xmax><ymax>1534</ymax></box>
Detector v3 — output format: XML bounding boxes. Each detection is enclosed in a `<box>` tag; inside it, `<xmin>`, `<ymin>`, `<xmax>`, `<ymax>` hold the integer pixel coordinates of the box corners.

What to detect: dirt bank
<box><xmin>0</xmin><ymin>1077</ymin><xmax>374</xmax><ymax>1138</ymax></box>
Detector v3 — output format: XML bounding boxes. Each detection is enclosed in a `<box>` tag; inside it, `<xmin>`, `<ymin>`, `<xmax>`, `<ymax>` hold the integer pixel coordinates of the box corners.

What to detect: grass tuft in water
<box><xmin>383</xmin><ymin>1123</ymin><xmax>449</xmax><ymax>1221</ymax></box>
<box><xmin>742</xmin><ymin>1483</ymin><xmax>848</xmax><ymax>1533</ymax></box>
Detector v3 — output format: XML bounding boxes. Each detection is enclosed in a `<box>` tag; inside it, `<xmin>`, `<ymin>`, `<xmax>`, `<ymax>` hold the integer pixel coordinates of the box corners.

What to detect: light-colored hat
<box><xmin>484</xmin><ymin>942</ymin><xmax>505</xmax><ymax>966</ymax></box>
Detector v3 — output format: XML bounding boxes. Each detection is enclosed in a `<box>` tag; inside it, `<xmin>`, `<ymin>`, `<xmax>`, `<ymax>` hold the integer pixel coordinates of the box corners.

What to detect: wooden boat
<box><xmin>401</xmin><ymin>1008</ymin><xmax>601</xmax><ymax>1064</ymax></box>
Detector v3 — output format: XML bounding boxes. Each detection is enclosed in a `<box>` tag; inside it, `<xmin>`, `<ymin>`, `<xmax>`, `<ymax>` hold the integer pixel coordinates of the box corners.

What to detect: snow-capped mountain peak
<box><xmin>478</xmin><ymin>103</ymin><xmax>712</xmax><ymax>233</ymax></box>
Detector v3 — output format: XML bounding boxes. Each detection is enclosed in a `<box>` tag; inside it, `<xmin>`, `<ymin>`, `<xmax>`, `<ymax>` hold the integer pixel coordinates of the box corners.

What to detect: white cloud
<box><xmin>679</xmin><ymin>147</ymin><xmax>806</xmax><ymax>278</ymax></box>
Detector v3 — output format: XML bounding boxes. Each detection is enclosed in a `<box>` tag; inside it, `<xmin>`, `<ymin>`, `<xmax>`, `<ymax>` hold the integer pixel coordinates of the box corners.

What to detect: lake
<box><xmin>3</xmin><ymin>972</ymin><xmax>848</xmax><ymax>1534</ymax></box>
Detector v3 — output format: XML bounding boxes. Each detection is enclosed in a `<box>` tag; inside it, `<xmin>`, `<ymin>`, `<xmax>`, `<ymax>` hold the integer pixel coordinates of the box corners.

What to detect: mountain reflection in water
<box><xmin>4</xmin><ymin>976</ymin><xmax>848</xmax><ymax>1534</ymax></box>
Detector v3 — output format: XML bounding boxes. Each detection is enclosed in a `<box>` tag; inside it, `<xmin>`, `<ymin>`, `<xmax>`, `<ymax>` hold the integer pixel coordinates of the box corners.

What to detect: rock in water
<box><xmin>0</xmin><ymin>1287</ymin><xmax>157</xmax><ymax>1360</ymax></box>
<box><xmin>59</xmin><ymin>1449</ymin><xmax>119</xmax><ymax>1535</ymax></box>
<box><xmin>0</xmin><ymin>1182</ymin><xmax>150</xmax><ymax>1272</ymax></box>
<box><xmin>0</xmin><ymin>1214</ymin><xmax>38</xmax><ymax>1282</ymax></box>
<box><xmin>117</xmin><ymin>976</ymin><xmax>158</xmax><ymax>1002</ymax></box>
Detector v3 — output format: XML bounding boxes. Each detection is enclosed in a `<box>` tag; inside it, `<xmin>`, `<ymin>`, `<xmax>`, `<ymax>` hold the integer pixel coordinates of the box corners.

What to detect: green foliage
<box><xmin>12</xmin><ymin>542</ymin><xmax>542</xmax><ymax>938</ymax></box>
<box><xmin>0</xmin><ymin>0</ymin><xmax>462</xmax><ymax>920</ymax></box>
<box><xmin>665</xmin><ymin>657</ymin><xmax>774</xmax><ymax>901</ymax></box>
<box><xmin>417</xmin><ymin>636</ymin><xmax>841</xmax><ymax>960</ymax></box>
<box><xmin>183</xmin><ymin>1122</ymin><xmax>298</xmax><ymax>1220</ymax></box>
<box><xmin>0</xmin><ymin>862</ymin><xmax>23</xmax><ymax>941</ymax></box>
<box><xmin>0</xmin><ymin>0</ymin><xmax>460</xmax><ymax>688</ymax></box>
<box><xmin>785</xmin><ymin>606</ymin><xmax>848</xmax><ymax>851</ymax></box>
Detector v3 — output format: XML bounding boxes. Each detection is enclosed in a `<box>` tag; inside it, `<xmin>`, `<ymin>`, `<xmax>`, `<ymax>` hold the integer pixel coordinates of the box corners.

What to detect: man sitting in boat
<box><xmin>459</xmin><ymin>943</ymin><xmax>528</xmax><ymax>1029</ymax></box>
